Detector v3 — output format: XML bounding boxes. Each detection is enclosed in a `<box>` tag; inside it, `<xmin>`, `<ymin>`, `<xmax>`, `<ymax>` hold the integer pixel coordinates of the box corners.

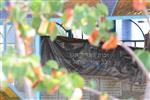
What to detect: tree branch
<box><xmin>120</xmin><ymin>44</ymin><xmax>149</xmax><ymax>78</ymax></box>
<box><xmin>83</xmin><ymin>86</ymin><xmax>119</xmax><ymax>100</ymax></box>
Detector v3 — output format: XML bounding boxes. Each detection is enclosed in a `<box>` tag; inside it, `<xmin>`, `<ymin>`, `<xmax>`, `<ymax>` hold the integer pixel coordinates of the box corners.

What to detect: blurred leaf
<box><xmin>102</xmin><ymin>34</ymin><xmax>118</xmax><ymax>50</ymax></box>
<box><xmin>69</xmin><ymin>73</ymin><xmax>84</xmax><ymax>88</ymax></box>
<box><xmin>34</xmin><ymin>75</ymin><xmax>59</xmax><ymax>92</ymax></box>
<box><xmin>35</xmin><ymin>81</ymin><xmax>47</xmax><ymax>91</ymax></box>
<box><xmin>73</xmin><ymin>5</ymin><xmax>84</xmax><ymax>22</ymax></box>
<box><xmin>32</xmin><ymin>16</ymin><xmax>41</xmax><ymax>30</ymax></box>
<box><xmin>11</xmin><ymin>6</ymin><xmax>27</xmax><ymax>23</ymax></box>
<box><xmin>49</xmin><ymin>0</ymin><xmax>64</xmax><ymax>12</ymax></box>
<box><xmin>99</xmin><ymin>22</ymin><xmax>107</xmax><ymax>30</ymax></box>
<box><xmin>99</xmin><ymin>93</ymin><xmax>109</xmax><ymax>100</ymax></box>
<box><xmin>60</xmin><ymin>81</ymin><xmax>74</xmax><ymax>97</ymax></box>
<box><xmin>38</xmin><ymin>18</ymin><xmax>49</xmax><ymax>35</ymax></box>
<box><xmin>48</xmin><ymin>23</ymin><xmax>58</xmax><ymax>41</ymax></box>
<box><xmin>50</xmin><ymin>29</ymin><xmax>58</xmax><ymax>41</ymax></box>
<box><xmin>46</xmin><ymin>60</ymin><xmax>59</xmax><ymax>69</ymax></box>
<box><xmin>106</xmin><ymin>20</ymin><xmax>114</xmax><ymax>30</ymax></box>
<box><xmin>96</xmin><ymin>4</ymin><xmax>108</xmax><ymax>16</ymax></box>
<box><xmin>135</xmin><ymin>50</ymin><xmax>150</xmax><ymax>71</ymax></box>
<box><xmin>40</xmin><ymin>1</ymin><xmax>51</xmax><ymax>18</ymax></box>
<box><xmin>99</xmin><ymin>29</ymin><xmax>110</xmax><ymax>41</ymax></box>
<box><xmin>0</xmin><ymin>80</ymin><xmax>8</xmax><ymax>90</ymax></box>
<box><xmin>88</xmin><ymin>29</ymin><xmax>100</xmax><ymax>46</ymax></box>
<box><xmin>59</xmin><ymin>75</ymin><xmax>74</xmax><ymax>97</ymax></box>
<box><xmin>30</xmin><ymin>0</ymin><xmax>42</xmax><ymax>15</ymax></box>
<box><xmin>26</xmin><ymin>67</ymin><xmax>36</xmax><ymax>81</ymax></box>
<box><xmin>88</xmin><ymin>80</ymin><xmax>97</xmax><ymax>89</ymax></box>
<box><xmin>44</xmin><ymin>60</ymin><xmax>59</xmax><ymax>70</ymax></box>
<box><xmin>28</xmin><ymin>55</ymin><xmax>40</xmax><ymax>67</ymax></box>
<box><xmin>12</xmin><ymin>66</ymin><xmax>27</xmax><ymax>78</ymax></box>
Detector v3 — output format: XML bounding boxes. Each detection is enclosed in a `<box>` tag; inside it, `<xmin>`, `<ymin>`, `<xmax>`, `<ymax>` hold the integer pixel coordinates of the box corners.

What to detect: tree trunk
<box><xmin>144</xmin><ymin>31</ymin><xmax>150</xmax><ymax>51</ymax></box>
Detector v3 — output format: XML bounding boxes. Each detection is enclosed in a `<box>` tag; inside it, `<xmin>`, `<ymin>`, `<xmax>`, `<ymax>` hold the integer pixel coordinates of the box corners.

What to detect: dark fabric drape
<box><xmin>41</xmin><ymin>36</ymin><xmax>145</xmax><ymax>83</ymax></box>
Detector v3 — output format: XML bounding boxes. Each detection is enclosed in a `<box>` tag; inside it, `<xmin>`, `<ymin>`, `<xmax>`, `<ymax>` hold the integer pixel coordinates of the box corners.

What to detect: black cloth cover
<box><xmin>41</xmin><ymin>36</ymin><xmax>145</xmax><ymax>83</ymax></box>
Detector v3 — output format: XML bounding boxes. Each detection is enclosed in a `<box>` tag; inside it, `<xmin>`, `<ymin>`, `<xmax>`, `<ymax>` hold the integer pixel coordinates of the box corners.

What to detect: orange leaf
<box><xmin>64</xmin><ymin>8</ymin><xmax>73</xmax><ymax>28</ymax></box>
<box><xmin>32</xmin><ymin>80</ymin><xmax>42</xmax><ymax>89</ymax></box>
<box><xmin>99</xmin><ymin>94</ymin><xmax>108</xmax><ymax>100</ymax></box>
<box><xmin>88</xmin><ymin>29</ymin><xmax>99</xmax><ymax>45</ymax></box>
<box><xmin>24</xmin><ymin>37</ymin><xmax>33</xmax><ymax>55</ymax></box>
<box><xmin>99</xmin><ymin>16</ymin><xmax>106</xmax><ymax>23</ymax></box>
<box><xmin>33</xmin><ymin>67</ymin><xmax>44</xmax><ymax>81</ymax></box>
<box><xmin>7</xmin><ymin>73</ymin><xmax>14</xmax><ymax>83</ymax></box>
<box><xmin>65</xmin><ymin>8</ymin><xmax>73</xmax><ymax>20</ymax></box>
<box><xmin>49</xmin><ymin>85</ymin><xmax>59</xmax><ymax>94</ymax></box>
<box><xmin>48</xmin><ymin>22</ymin><xmax>56</xmax><ymax>34</ymax></box>
<box><xmin>102</xmin><ymin>34</ymin><xmax>118</xmax><ymax>50</ymax></box>
<box><xmin>133</xmin><ymin>0</ymin><xmax>147</xmax><ymax>11</ymax></box>
<box><xmin>38</xmin><ymin>19</ymin><xmax>49</xmax><ymax>34</ymax></box>
<box><xmin>51</xmin><ymin>70</ymin><xmax>65</xmax><ymax>78</ymax></box>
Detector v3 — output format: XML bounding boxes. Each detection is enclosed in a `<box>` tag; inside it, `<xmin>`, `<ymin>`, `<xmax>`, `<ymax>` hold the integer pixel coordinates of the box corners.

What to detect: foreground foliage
<box><xmin>0</xmin><ymin>0</ymin><xmax>150</xmax><ymax>100</ymax></box>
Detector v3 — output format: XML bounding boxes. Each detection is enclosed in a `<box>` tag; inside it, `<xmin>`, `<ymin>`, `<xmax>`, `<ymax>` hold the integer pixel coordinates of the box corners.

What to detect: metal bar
<box><xmin>134</xmin><ymin>42</ymin><xmax>136</xmax><ymax>47</ymax></box>
<box><xmin>34</xmin><ymin>35</ymin><xmax>41</xmax><ymax>56</ymax></box>
<box><xmin>129</xmin><ymin>20</ymin><xmax>145</xmax><ymax>39</ymax></box>
<box><xmin>107</xmin><ymin>15</ymin><xmax>146</xmax><ymax>20</ymax></box>
<box><xmin>34</xmin><ymin>35</ymin><xmax>40</xmax><ymax>100</ymax></box>
<box><xmin>121</xmin><ymin>40</ymin><xmax>145</xmax><ymax>42</ymax></box>
<box><xmin>34</xmin><ymin>35</ymin><xmax>41</xmax><ymax>100</ymax></box>
<box><xmin>3</xmin><ymin>22</ymin><xmax>7</xmax><ymax>51</ymax></box>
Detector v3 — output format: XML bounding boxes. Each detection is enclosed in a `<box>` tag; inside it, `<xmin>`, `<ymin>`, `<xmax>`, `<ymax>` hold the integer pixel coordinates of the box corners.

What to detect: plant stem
<box><xmin>83</xmin><ymin>86</ymin><xmax>119</xmax><ymax>100</ymax></box>
<box><xmin>120</xmin><ymin>44</ymin><xmax>149</xmax><ymax>78</ymax></box>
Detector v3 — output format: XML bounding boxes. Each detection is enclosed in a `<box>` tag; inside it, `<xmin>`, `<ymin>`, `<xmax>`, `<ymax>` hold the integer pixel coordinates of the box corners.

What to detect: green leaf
<box><xmin>69</xmin><ymin>73</ymin><xmax>84</xmax><ymax>88</ymax></box>
<box><xmin>106</xmin><ymin>20</ymin><xmax>114</xmax><ymax>30</ymax></box>
<box><xmin>73</xmin><ymin>5</ymin><xmax>84</xmax><ymax>21</ymax></box>
<box><xmin>99</xmin><ymin>29</ymin><xmax>110</xmax><ymax>41</ymax></box>
<box><xmin>30</xmin><ymin>0</ymin><xmax>42</xmax><ymax>14</ymax></box>
<box><xmin>35</xmin><ymin>81</ymin><xmax>47</xmax><ymax>91</ymax></box>
<box><xmin>81</xmin><ymin>17</ymin><xmax>96</xmax><ymax>35</ymax></box>
<box><xmin>0</xmin><ymin>0</ymin><xmax>6</xmax><ymax>10</ymax></box>
<box><xmin>136</xmin><ymin>50</ymin><xmax>150</xmax><ymax>71</ymax></box>
<box><xmin>32</xmin><ymin>16</ymin><xmax>41</xmax><ymax>30</ymax></box>
<box><xmin>26</xmin><ymin>67</ymin><xmax>36</xmax><ymax>81</ymax></box>
<box><xmin>43</xmin><ymin>76</ymin><xmax>60</xmax><ymax>90</ymax></box>
<box><xmin>60</xmin><ymin>77</ymin><xmax>74</xmax><ymax>97</ymax></box>
<box><xmin>43</xmin><ymin>60</ymin><xmax>59</xmax><ymax>74</ymax></box>
<box><xmin>96</xmin><ymin>4</ymin><xmax>108</xmax><ymax>16</ymax></box>
<box><xmin>28</xmin><ymin>55</ymin><xmax>40</xmax><ymax>67</ymax></box>
<box><xmin>49</xmin><ymin>26</ymin><xmax>58</xmax><ymax>41</ymax></box>
<box><xmin>49</xmin><ymin>0</ymin><xmax>64</xmax><ymax>12</ymax></box>
<box><xmin>11</xmin><ymin>6</ymin><xmax>27</xmax><ymax>23</ymax></box>
<box><xmin>88</xmin><ymin>80</ymin><xmax>97</xmax><ymax>89</ymax></box>
<box><xmin>12</xmin><ymin>67</ymin><xmax>26</xmax><ymax>79</ymax></box>
<box><xmin>99</xmin><ymin>22</ymin><xmax>107</xmax><ymax>29</ymax></box>
<box><xmin>40</xmin><ymin>1</ymin><xmax>51</xmax><ymax>18</ymax></box>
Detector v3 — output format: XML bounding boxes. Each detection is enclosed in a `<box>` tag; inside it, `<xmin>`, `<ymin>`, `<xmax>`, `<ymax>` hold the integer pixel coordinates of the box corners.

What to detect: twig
<box><xmin>120</xmin><ymin>44</ymin><xmax>149</xmax><ymax>78</ymax></box>
<box><xmin>83</xmin><ymin>86</ymin><xmax>119</xmax><ymax>100</ymax></box>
